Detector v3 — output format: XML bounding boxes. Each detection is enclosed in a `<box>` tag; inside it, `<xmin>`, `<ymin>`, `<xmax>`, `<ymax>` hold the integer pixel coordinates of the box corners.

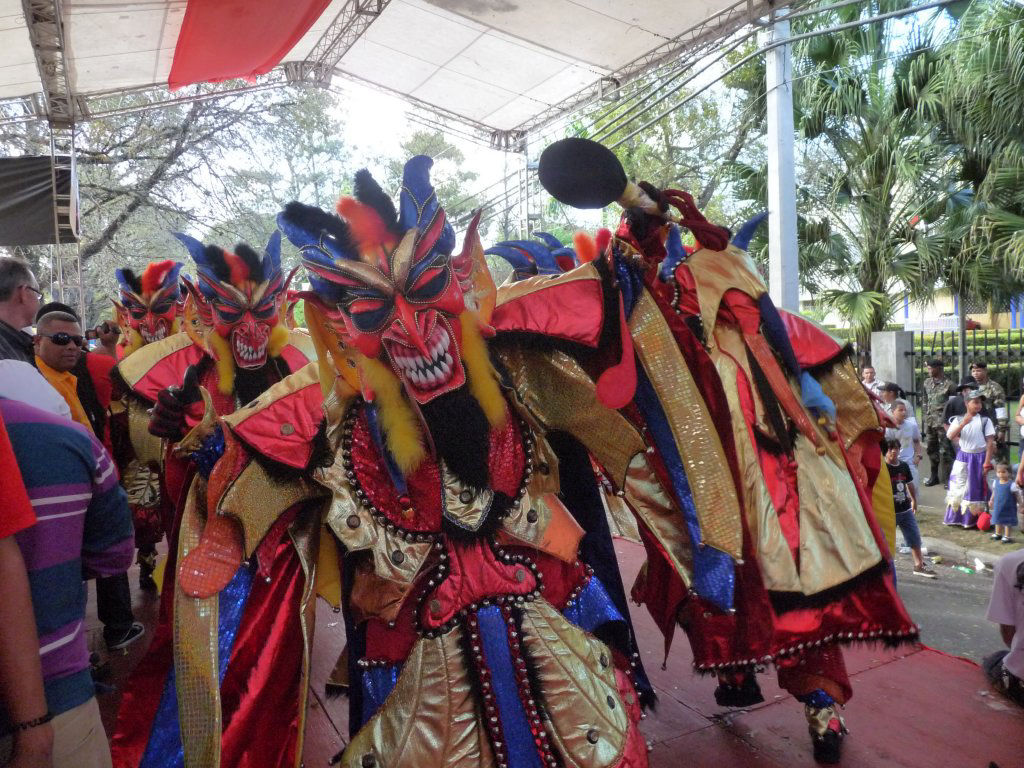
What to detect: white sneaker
<box><xmin>898</xmin><ymin>546</ymin><xmax>911</xmax><ymax>555</ymax></box>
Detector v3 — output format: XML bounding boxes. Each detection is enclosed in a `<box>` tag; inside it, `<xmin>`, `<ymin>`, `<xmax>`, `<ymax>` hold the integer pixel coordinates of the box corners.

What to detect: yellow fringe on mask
<box><xmin>459</xmin><ymin>311</ymin><xmax>506</xmax><ymax>429</ymax></box>
<box><xmin>357</xmin><ymin>354</ymin><xmax>426</xmax><ymax>473</ymax></box>
<box><xmin>170</xmin><ymin>317</ymin><xmax>181</xmax><ymax>335</ymax></box>
<box><xmin>123</xmin><ymin>329</ymin><xmax>144</xmax><ymax>356</ymax></box>
<box><xmin>268</xmin><ymin>323</ymin><xmax>290</xmax><ymax>359</ymax></box>
<box><xmin>206</xmin><ymin>331</ymin><xmax>235</xmax><ymax>395</ymax></box>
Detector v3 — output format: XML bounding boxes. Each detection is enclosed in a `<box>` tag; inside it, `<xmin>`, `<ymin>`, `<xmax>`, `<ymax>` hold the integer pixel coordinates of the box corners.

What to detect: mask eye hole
<box><xmin>344</xmin><ymin>296</ymin><xmax>392</xmax><ymax>334</ymax></box>
<box><xmin>406</xmin><ymin>265</ymin><xmax>448</xmax><ymax>302</ymax></box>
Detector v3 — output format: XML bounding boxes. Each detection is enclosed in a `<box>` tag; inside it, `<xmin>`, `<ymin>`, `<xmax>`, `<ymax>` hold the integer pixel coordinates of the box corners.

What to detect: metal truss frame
<box><xmin>21</xmin><ymin>0</ymin><xmax>75</xmax><ymax>127</ymax></box>
<box><xmin>285</xmin><ymin>0</ymin><xmax>391</xmax><ymax>85</ymax></box>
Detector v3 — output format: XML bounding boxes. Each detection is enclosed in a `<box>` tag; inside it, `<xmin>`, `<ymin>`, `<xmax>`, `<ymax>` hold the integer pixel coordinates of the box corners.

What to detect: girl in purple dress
<box><xmin>946</xmin><ymin>390</ymin><xmax>996</xmax><ymax>528</ymax></box>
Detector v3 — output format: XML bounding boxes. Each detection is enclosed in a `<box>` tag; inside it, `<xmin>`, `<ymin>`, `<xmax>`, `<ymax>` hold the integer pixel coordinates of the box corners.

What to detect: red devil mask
<box><xmin>279</xmin><ymin>157</ymin><xmax>468</xmax><ymax>404</ymax></box>
<box><xmin>114</xmin><ymin>260</ymin><xmax>184</xmax><ymax>350</ymax></box>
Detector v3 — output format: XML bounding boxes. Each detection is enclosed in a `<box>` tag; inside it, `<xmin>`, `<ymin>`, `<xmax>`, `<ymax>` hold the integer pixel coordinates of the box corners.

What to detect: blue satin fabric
<box><xmin>138</xmin><ymin>566</ymin><xmax>254</xmax><ymax>768</ymax></box>
<box><xmin>633</xmin><ymin>366</ymin><xmax>735</xmax><ymax>611</ymax></box>
<box><xmin>477</xmin><ymin>606</ymin><xmax>544</xmax><ymax>768</ymax></box>
<box><xmin>563</xmin><ymin>575</ymin><xmax>624</xmax><ymax>634</ymax></box>
<box><xmin>359</xmin><ymin>665</ymin><xmax>401</xmax><ymax>726</ymax></box>
<box><xmin>797</xmin><ymin>688</ymin><xmax>836</xmax><ymax>709</ymax></box>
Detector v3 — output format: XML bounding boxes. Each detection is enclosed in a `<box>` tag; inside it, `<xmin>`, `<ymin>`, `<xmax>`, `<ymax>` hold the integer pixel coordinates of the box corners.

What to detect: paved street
<box><xmin>891</xmin><ymin>553</ymin><xmax>996</xmax><ymax>661</ymax></box>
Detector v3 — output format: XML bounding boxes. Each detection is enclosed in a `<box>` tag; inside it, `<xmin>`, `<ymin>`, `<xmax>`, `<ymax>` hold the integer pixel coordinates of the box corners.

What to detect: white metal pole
<box><xmin>765</xmin><ymin>15</ymin><xmax>800</xmax><ymax>312</ymax></box>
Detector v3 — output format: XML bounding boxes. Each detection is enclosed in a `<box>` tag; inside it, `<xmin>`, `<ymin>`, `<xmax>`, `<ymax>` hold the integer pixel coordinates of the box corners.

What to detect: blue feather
<box><xmin>399</xmin><ymin>155</ymin><xmax>455</xmax><ymax>255</ymax></box>
<box><xmin>264</xmin><ymin>230</ymin><xmax>281</xmax><ymax>274</ymax></box>
<box><xmin>531</xmin><ymin>231</ymin><xmax>563</xmax><ymax>249</ymax></box>
<box><xmin>731</xmin><ymin>212</ymin><xmax>768</xmax><ymax>251</ymax></box>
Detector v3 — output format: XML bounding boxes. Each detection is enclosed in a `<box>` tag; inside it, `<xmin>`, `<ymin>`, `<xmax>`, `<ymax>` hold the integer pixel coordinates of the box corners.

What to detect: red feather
<box><xmin>338</xmin><ymin>197</ymin><xmax>397</xmax><ymax>254</ymax></box>
<box><xmin>595</xmin><ymin>228</ymin><xmax>612</xmax><ymax>256</ymax></box>
<box><xmin>222</xmin><ymin>250</ymin><xmax>250</xmax><ymax>286</ymax></box>
<box><xmin>140</xmin><ymin>259</ymin><xmax>176</xmax><ymax>294</ymax></box>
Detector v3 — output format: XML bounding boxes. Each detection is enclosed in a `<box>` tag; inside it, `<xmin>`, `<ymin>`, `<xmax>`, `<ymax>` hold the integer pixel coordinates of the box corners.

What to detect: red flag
<box><xmin>168</xmin><ymin>0</ymin><xmax>332</xmax><ymax>90</ymax></box>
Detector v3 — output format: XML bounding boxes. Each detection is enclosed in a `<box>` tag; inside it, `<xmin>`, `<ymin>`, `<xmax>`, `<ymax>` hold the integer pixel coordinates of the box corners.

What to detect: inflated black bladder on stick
<box><xmin>537</xmin><ymin>137</ymin><xmax>662</xmax><ymax>214</ymax></box>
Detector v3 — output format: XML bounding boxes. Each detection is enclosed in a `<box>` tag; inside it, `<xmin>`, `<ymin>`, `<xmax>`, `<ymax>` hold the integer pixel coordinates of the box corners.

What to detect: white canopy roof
<box><xmin>0</xmin><ymin>0</ymin><xmax>788</xmax><ymax>136</ymax></box>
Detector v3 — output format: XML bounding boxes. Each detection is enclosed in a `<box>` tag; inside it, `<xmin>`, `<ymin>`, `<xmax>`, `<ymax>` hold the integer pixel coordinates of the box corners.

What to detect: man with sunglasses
<box><xmin>33</xmin><ymin>312</ymin><xmax>91</xmax><ymax>433</ymax></box>
<box><xmin>0</xmin><ymin>256</ymin><xmax>42</xmax><ymax>364</ymax></box>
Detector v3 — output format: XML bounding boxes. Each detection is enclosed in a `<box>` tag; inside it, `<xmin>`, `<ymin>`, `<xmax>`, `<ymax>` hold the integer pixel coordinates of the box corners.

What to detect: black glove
<box><xmin>148</xmin><ymin>365</ymin><xmax>201</xmax><ymax>441</ymax></box>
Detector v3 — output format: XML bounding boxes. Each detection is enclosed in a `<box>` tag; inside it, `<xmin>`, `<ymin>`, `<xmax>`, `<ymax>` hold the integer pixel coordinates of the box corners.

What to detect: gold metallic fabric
<box><xmin>441</xmin><ymin>464</ymin><xmax>494</xmax><ymax>533</ymax></box>
<box><xmin>682</xmin><ymin>246</ymin><xmax>767</xmax><ymax>344</ymax></box>
<box><xmin>501</xmin><ymin>484</ymin><xmax>585</xmax><ymax>564</ymax></box>
<box><xmin>495</xmin><ymin>346</ymin><xmax>643</xmax><ymax>489</ymax></box>
<box><xmin>217</xmin><ymin>459</ymin><xmax>328</xmax><ymax>559</ymax></box>
<box><xmin>126</xmin><ymin>397</ymin><xmax>165</xmax><ymax>468</ymax></box>
<box><xmin>174</xmin><ymin>478</ymin><xmax>222</xmax><ymax>768</ymax></box>
<box><xmin>520</xmin><ymin>600</ymin><xmax>629</xmax><ymax>768</ymax></box>
<box><xmin>340</xmin><ymin>631</ymin><xmax>496</xmax><ymax>768</ymax></box>
<box><xmin>121</xmin><ymin>459</ymin><xmax>160</xmax><ymax>508</ymax></box>
<box><xmin>714</xmin><ymin>351</ymin><xmax>802</xmax><ymax>592</ymax></box>
<box><xmin>174</xmin><ymin>386</ymin><xmax>218</xmax><ymax>457</ymax></box>
<box><xmin>628</xmin><ymin>289</ymin><xmax>742</xmax><ymax>560</ymax></box>
<box><xmin>622</xmin><ymin>454</ymin><xmax>694</xmax><ymax>587</ymax></box>
<box><xmin>793</xmin><ymin>435</ymin><xmax>882</xmax><ymax>593</ymax></box>
<box><xmin>288</xmin><ymin>505</ymin><xmax>323</xmax><ymax>768</ymax></box>
<box><xmin>817</xmin><ymin>358</ymin><xmax>881</xmax><ymax>450</ymax></box>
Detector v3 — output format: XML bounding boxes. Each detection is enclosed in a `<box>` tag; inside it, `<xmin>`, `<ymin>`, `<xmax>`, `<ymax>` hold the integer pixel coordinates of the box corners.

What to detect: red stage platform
<box><xmin>96</xmin><ymin>539</ymin><xmax>1024</xmax><ymax>767</ymax></box>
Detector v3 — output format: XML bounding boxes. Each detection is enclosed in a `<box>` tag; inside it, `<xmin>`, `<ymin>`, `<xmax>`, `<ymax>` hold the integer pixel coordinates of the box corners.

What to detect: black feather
<box><xmin>281</xmin><ymin>200</ymin><xmax>359</xmax><ymax>258</ymax></box>
<box><xmin>353</xmin><ymin>169</ymin><xmax>402</xmax><ymax>237</ymax></box>
<box><xmin>234</xmin><ymin>243</ymin><xmax>265</xmax><ymax>283</ymax></box>
<box><xmin>119</xmin><ymin>268</ymin><xmax>143</xmax><ymax>295</ymax></box>
<box><xmin>204</xmin><ymin>245</ymin><xmax>232</xmax><ymax>284</ymax></box>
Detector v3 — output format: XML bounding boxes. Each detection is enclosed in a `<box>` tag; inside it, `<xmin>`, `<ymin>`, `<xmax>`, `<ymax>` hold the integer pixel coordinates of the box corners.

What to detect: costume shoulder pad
<box><xmin>279</xmin><ymin>328</ymin><xmax>316</xmax><ymax>371</ymax></box>
<box><xmin>115</xmin><ymin>333</ymin><xmax>204</xmax><ymax>403</ymax></box>
<box><xmin>492</xmin><ymin>262</ymin><xmax>604</xmax><ymax>347</ymax></box>
<box><xmin>778</xmin><ymin>310</ymin><xmax>846</xmax><ymax>369</ymax></box>
<box><xmin>222</xmin><ymin>361</ymin><xmax>325</xmax><ymax>470</ymax></box>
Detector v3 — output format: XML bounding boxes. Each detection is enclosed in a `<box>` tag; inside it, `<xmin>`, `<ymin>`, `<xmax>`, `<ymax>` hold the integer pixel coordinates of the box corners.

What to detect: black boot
<box><xmin>138</xmin><ymin>548</ymin><xmax>157</xmax><ymax>592</ymax></box>
<box><xmin>714</xmin><ymin>671</ymin><xmax>764</xmax><ymax>707</ymax></box>
<box><xmin>806</xmin><ymin>703</ymin><xmax>847</xmax><ymax>764</ymax></box>
<box><xmin>923</xmin><ymin>474</ymin><xmax>940</xmax><ymax>487</ymax></box>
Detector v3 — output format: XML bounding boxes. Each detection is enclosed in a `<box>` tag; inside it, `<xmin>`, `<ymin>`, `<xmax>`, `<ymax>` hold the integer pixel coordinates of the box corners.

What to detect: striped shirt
<box><xmin>0</xmin><ymin>397</ymin><xmax>134</xmax><ymax>718</ymax></box>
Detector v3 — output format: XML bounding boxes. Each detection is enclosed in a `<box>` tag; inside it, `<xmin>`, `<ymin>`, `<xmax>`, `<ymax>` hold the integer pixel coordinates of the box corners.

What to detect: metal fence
<box><xmin>906</xmin><ymin>330</ymin><xmax>1024</xmax><ymax>448</ymax></box>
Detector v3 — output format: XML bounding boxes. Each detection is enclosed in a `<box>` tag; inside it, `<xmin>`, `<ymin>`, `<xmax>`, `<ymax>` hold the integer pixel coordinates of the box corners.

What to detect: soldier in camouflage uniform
<box><xmin>972</xmin><ymin>360</ymin><xmax>1008</xmax><ymax>462</ymax></box>
<box><xmin>923</xmin><ymin>359</ymin><xmax>955</xmax><ymax>486</ymax></box>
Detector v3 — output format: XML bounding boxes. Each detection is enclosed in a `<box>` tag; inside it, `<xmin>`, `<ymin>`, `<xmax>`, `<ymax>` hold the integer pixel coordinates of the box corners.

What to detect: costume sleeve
<box><xmin>986</xmin><ymin>557</ymin><xmax>1020</xmax><ymax>626</ymax></box>
<box><xmin>81</xmin><ymin>438</ymin><xmax>134</xmax><ymax>578</ymax></box>
<box><xmin>0</xmin><ymin>412</ymin><xmax>34</xmax><ymax>538</ymax></box>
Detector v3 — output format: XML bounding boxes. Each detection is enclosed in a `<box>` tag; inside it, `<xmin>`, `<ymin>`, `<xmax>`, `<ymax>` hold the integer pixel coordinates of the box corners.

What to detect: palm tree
<box><xmin>787</xmin><ymin>0</ymin><xmax>959</xmax><ymax>348</ymax></box>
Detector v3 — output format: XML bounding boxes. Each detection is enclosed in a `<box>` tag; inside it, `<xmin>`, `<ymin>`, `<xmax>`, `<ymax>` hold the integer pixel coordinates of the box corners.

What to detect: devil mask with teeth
<box><xmin>172</xmin><ymin>231</ymin><xmax>293</xmax><ymax>395</ymax></box>
<box><xmin>278</xmin><ymin>156</ymin><xmax>505</xmax><ymax>485</ymax></box>
<box><xmin>280</xmin><ymin>156</ymin><xmax>468</xmax><ymax>405</ymax></box>
<box><xmin>114</xmin><ymin>260</ymin><xmax>184</xmax><ymax>355</ymax></box>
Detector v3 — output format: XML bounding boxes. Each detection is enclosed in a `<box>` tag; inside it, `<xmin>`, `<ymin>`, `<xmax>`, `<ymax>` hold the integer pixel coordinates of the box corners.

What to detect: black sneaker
<box><xmin>106</xmin><ymin>621</ymin><xmax>145</xmax><ymax>651</ymax></box>
<box><xmin>139</xmin><ymin>570</ymin><xmax>157</xmax><ymax>592</ymax></box>
<box><xmin>923</xmin><ymin>477</ymin><xmax>940</xmax><ymax>487</ymax></box>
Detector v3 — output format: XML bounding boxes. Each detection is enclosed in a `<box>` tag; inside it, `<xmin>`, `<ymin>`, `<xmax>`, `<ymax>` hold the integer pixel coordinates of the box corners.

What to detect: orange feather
<box><xmin>573</xmin><ymin>232</ymin><xmax>597</xmax><ymax>264</ymax></box>
<box><xmin>337</xmin><ymin>197</ymin><xmax>397</xmax><ymax>255</ymax></box>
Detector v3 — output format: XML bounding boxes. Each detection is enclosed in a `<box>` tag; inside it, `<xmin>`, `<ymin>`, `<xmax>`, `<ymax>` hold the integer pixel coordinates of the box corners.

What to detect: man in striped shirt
<box><xmin>0</xmin><ymin>397</ymin><xmax>134</xmax><ymax>768</ymax></box>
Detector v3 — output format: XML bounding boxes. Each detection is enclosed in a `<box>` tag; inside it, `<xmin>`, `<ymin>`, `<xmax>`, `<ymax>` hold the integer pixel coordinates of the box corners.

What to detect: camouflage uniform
<box><xmin>923</xmin><ymin>375</ymin><xmax>955</xmax><ymax>484</ymax></box>
<box><xmin>976</xmin><ymin>378</ymin><xmax>1008</xmax><ymax>461</ymax></box>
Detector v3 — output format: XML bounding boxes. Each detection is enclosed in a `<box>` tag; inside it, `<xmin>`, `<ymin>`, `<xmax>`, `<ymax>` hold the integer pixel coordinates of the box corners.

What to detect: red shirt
<box><xmin>0</xmin><ymin>410</ymin><xmax>35</xmax><ymax>538</ymax></box>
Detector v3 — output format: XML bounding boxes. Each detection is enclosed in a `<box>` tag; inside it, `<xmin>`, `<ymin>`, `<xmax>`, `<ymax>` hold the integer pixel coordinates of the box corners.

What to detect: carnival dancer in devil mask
<box><xmin>108</xmin><ymin>260</ymin><xmax>185</xmax><ymax>589</ymax></box>
<box><xmin>536</xmin><ymin>138</ymin><xmax>916</xmax><ymax>764</ymax></box>
<box><xmin>113</xmin><ymin>260</ymin><xmax>185</xmax><ymax>358</ymax></box>
<box><xmin>109</xmin><ymin>233</ymin><xmax>314</xmax><ymax>766</ymax></box>
<box><xmin>117</xmin><ymin>156</ymin><xmax>660</xmax><ymax>768</ymax></box>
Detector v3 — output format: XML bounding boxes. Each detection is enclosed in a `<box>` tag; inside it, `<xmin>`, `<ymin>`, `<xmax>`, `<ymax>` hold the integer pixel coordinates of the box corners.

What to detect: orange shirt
<box><xmin>35</xmin><ymin>356</ymin><xmax>93</xmax><ymax>434</ymax></box>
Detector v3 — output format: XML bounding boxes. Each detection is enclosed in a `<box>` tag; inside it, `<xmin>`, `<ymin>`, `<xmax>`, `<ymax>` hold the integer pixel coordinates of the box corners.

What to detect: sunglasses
<box><xmin>40</xmin><ymin>332</ymin><xmax>86</xmax><ymax>348</ymax></box>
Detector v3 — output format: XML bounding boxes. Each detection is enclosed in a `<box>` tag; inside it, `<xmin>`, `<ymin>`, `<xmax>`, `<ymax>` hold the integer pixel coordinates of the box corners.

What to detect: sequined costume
<box><xmin>127</xmin><ymin>158</ymin><xmax>659</xmax><ymax>768</ymax></box>
<box><xmin>109</xmin><ymin>260</ymin><xmax>187</xmax><ymax>583</ymax></box>
<box><xmin>110</xmin><ymin>234</ymin><xmax>314</xmax><ymax>768</ymax></box>
<box><xmin>533</xmin><ymin>137</ymin><xmax>917</xmax><ymax>762</ymax></box>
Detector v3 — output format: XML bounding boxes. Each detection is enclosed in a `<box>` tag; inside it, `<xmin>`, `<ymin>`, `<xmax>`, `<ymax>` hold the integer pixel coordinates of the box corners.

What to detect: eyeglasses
<box><xmin>39</xmin><ymin>332</ymin><xmax>85</xmax><ymax>348</ymax></box>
